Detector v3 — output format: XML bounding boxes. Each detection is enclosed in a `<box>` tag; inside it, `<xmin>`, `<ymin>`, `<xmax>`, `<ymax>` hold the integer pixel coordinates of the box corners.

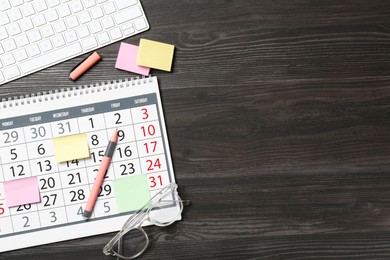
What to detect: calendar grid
<box><xmin>0</xmin><ymin>77</ymin><xmax>180</xmax><ymax>253</ymax></box>
<box><xmin>0</xmin><ymin>95</ymin><xmax>172</xmax><ymax>233</ymax></box>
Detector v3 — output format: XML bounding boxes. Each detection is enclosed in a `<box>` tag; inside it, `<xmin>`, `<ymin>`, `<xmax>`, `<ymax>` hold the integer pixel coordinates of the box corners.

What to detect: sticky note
<box><xmin>4</xmin><ymin>176</ymin><xmax>40</xmax><ymax>207</ymax></box>
<box><xmin>137</xmin><ymin>39</ymin><xmax>175</xmax><ymax>72</ymax></box>
<box><xmin>113</xmin><ymin>175</ymin><xmax>151</xmax><ymax>213</ymax></box>
<box><xmin>115</xmin><ymin>42</ymin><xmax>150</xmax><ymax>76</ymax></box>
<box><xmin>53</xmin><ymin>133</ymin><xmax>90</xmax><ymax>163</ymax></box>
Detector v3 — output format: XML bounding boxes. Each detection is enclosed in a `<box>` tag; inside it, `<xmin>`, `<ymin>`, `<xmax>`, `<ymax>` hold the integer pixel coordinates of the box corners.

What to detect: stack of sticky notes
<box><xmin>115</xmin><ymin>39</ymin><xmax>175</xmax><ymax>75</ymax></box>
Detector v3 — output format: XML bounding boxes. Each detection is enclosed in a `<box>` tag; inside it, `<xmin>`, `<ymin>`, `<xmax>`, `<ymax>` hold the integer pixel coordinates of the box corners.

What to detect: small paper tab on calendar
<box><xmin>113</xmin><ymin>175</ymin><xmax>151</xmax><ymax>213</ymax></box>
<box><xmin>53</xmin><ymin>133</ymin><xmax>90</xmax><ymax>163</ymax></box>
<box><xmin>4</xmin><ymin>176</ymin><xmax>41</xmax><ymax>208</ymax></box>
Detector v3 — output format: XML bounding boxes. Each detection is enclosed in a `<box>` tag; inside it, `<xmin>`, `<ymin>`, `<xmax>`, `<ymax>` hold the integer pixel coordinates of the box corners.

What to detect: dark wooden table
<box><xmin>2</xmin><ymin>0</ymin><xmax>390</xmax><ymax>259</ymax></box>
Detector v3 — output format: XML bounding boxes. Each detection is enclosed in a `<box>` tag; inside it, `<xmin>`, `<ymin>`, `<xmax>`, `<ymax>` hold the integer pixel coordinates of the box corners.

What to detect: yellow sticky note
<box><xmin>137</xmin><ymin>39</ymin><xmax>175</xmax><ymax>72</ymax></box>
<box><xmin>53</xmin><ymin>134</ymin><xmax>90</xmax><ymax>163</ymax></box>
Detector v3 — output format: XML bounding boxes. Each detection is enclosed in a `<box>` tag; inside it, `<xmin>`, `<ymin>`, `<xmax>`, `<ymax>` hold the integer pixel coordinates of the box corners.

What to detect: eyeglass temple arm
<box><xmin>159</xmin><ymin>199</ymin><xmax>190</xmax><ymax>206</ymax></box>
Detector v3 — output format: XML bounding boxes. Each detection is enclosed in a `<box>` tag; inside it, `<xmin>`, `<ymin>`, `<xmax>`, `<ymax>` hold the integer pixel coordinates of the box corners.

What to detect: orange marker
<box><xmin>69</xmin><ymin>51</ymin><xmax>101</xmax><ymax>81</ymax></box>
<box><xmin>83</xmin><ymin>129</ymin><xmax>118</xmax><ymax>219</ymax></box>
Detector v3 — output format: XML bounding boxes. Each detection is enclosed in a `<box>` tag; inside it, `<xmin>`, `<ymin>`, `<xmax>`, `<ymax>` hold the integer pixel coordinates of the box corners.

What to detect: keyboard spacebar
<box><xmin>20</xmin><ymin>43</ymin><xmax>83</xmax><ymax>74</ymax></box>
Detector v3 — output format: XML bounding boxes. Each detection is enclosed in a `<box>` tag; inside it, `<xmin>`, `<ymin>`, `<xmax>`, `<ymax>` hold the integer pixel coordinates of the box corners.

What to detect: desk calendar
<box><xmin>0</xmin><ymin>76</ymin><xmax>180</xmax><ymax>252</ymax></box>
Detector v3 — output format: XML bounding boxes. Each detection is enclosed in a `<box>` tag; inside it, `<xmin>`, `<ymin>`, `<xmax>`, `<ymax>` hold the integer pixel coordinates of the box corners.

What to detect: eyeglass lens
<box><xmin>148</xmin><ymin>192</ymin><xmax>182</xmax><ymax>226</ymax></box>
<box><xmin>112</xmin><ymin>228</ymin><xmax>149</xmax><ymax>259</ymax></box>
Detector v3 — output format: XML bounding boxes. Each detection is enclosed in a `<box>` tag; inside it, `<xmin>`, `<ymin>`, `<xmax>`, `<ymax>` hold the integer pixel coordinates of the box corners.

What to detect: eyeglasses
<box><xmin>103</xmin><ymin>183</ymin><xmax>189</xmax><ymax>259</ymax></box>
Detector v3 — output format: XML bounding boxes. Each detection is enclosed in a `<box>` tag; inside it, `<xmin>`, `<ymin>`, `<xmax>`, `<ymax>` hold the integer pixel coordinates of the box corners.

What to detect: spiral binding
<box><xmin>0</xmin><ymin>76</ymin><xmax>153</xmax><ymax>109</ymax></box>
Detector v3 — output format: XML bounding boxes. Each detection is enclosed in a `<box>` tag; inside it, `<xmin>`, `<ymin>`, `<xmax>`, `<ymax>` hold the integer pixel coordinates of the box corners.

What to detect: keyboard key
<box><xmin>66</xmin><ymin>15</ymin><xmax>79</xmax><ymax>29</ymax></box>
<box><xmin>0</xmin><ymin>72</ymin><xmax>4</xmax><ymax>82</ymax></box>
<box><xmin>53</xmin><ymin>20</ymin><xmax>67</xmax><ymax>33</ymax></box>
<box><xmin>2</xmin><ymin>53</ymin><xmax>16</xmax><ymax>66</ymax></box>
<box><xmin>115</xmin><ymin>0</ymin><xmax>137</xmax><ymax>10</ymax></box>
<box><xmin>84</xmin><ymin>0</ymin><xmax>96</xmax><ymax>8</ymax></box>
<box><xmin>89</xmin><ymin>21</ymin><xmax>102</xmax><ymax>34</ymax></box>
<box><xmin>109</xmin><ymin>27</ymin><xmax>122</xmax><ymax>40</ymax></box>
<box><xmin>28</xmin><ymin>29</ymin><xmax>42</xmax><ymax>42</ymax></box>
<box><xmin>114</xmin><ymin>6</ymin><xmax>142</xmax><ymax>25</ymax></box>
<box><xmin>44</xmin><ymin>9</ymin><xmax>59</xmax><ymax>22</ymax></box>
<box><xmin>14</xmin><ymin>49</ymin><xmax>29</xmax><ymax>62</ymax></box>
<box><xmin>69</xmin><ymin>0</ymin><xmax>83</xmax><ymax>13</ymax></box>
<box><xmin>0</xmin><ymin>27</ymin><xmax>8</xmax><ymax>40</ymax></box>
<box><xmin>7</xmin><ymin>23</ymin><xmax>22</xmax><ymax>36</ymax></box>
<box><xmin>4</xmin><ymin>65</ymin><xmax>21</xmax><ymax>79</ymax></box>
<box><xmin>11</xmin><ymin>0</ymin><xmax>24</xmax><ymax>7</ymax></box>
<box><xmin>81</xmin><ymin>36</ymin><xmax>97</xmax><ymax>50</ymax></box>
<box><xmin>79</xmin><ymin>11</ymin><xmax>91</xmax><ymax>24</ymax></box>
<box><xmin>96</xmin><ymin>31</ymin><xmax>109</xmax><ymax>45</ymax></box>
<box><xmin>64</xmin><ymin>30</ymin><xmax>78</xmax><ymax>42</ymax></box>
<box><xmin>0</xmin><ymin>44</ymin><xmax>4</xmax><ymax>54</ymax></box>
<box><xmin>34</xmin><ymin>0</ymin><xmax>48</xmax><ymax>12</ymax></box>
<box><xmin>41</xmin><ymin>25</ymin><xmax>54</xmax><ymax>38</ymax></box>
<box><xmin>52</xmin><ymin>35</ymin><xmax>65</xmax><ymax>47</ymax></box>
<box><xmin>0</xmin><ymin>0</ymin><xmax>11</xmax><ymax>11</ymax></box>
<box><xmin>3</xmin><ymin>38</ymin><xmax>16</xmax><ymax>51</ymax></box>
<box><xmin>9</xmin><ymin>8</ymin><xmax>23</xmax><ymax>22</ymax></box>
<box><xmin>134</xmin><ymin>17</ymin><xmax>147</xmax><ymax>31</ymax></box>
<box><xmin>20</xmin><ymin>18</ymin><xmax>34</xmax><ymax>31</ymax></box>
<box><xmin>103</xmin><ymin>2</ymin><xmax>116</xmax><ymax>14</ymax></box>
<box><xmin>101</xmin><ymin>16</ymin><xmax>114</xmax><ymax>29</ymax></box>
<box><xmin>20</xmin><ymin>42</ymin><xmax>83</xmax><ymax>73</ymax></box>
<box><xmin>57</xmin><ymin>4</ymin><xmax>71</xmax><ymax>17</ymax></box>
<box><xmin>21</xmin><ymin>3</ymin><xmax>35</xmax><ymax>16</ymax></box>
<box><xmin>40</xmin><ymin>39</ymin><xmax>53</xmax><ymax>52</ymax></box>
<box><xmin>33</xmin><ymin>13</ymin><xmax>46</xmax><ymax>27</ymax></box>
<box><xmin>47</xmin><ymin>0</ymin><xmax>60</xmax><ymax>8</ymax></box>
<box><xmin>121</xmin><ymin>22</ymin><xmax>134</xmax><ymax>36</ymax></box>
<box><xmin>27</xmin><ymin>44</ymin><xmax>41</xmax><ymax>57</ymax></box>
<box><xmin>90</xmin><ymin>6</ymin><xmax>103</xmax><ymax>19</ymax></box>
<box><xmin>77</xmin><ymin>25</ymin><xmax>90</xmax><ymax>38</ymax></box>
<box><xmin>15</xmin><ymin>34</ymin><xmax>30</xmax><ymax>47</ymax></box>
<box><xmin>0</xmin><ymin>13</ymin><xmax>10</xmax><ymax>26</ymax></box>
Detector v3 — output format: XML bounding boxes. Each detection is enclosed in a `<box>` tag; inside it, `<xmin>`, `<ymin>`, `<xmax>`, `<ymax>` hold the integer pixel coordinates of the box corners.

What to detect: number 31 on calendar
<box><xmin>147</xmin><ymin>171</ymin><xmax>169</xmax><ymax>190</ymax></box>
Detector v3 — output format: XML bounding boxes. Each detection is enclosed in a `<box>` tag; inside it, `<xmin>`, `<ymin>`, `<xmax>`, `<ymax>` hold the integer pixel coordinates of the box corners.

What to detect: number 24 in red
<box><xmin>146</xmin><ymin>158</ymin><xmax>161</xmax><ymax>171</ymax></box>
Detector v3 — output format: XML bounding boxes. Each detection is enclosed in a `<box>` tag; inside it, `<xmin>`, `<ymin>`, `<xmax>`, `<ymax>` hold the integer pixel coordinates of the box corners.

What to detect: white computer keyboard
<box><xmin>0</xmin><ymin>0</ymin><xmax>149</xmax><ymax>85</ymax></box>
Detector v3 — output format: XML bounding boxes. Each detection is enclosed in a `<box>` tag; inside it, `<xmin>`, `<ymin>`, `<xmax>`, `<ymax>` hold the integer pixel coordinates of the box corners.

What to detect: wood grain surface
<box><xmin>2</xmin><ymin>0</ymin><xmax>390</xmax><ymax>259</ymax></box>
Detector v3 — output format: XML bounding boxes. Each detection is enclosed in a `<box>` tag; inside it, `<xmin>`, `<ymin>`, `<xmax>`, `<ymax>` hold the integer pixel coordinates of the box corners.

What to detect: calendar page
<box><xmin>0</xmin><ymin>77</ymin><xmax>180</xmax><ymax>252</ymax></box>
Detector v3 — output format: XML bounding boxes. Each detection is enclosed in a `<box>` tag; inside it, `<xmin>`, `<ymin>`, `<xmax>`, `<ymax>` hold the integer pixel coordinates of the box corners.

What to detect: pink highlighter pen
<box><xmin>83</xmin><ymin>129</ymin><xmax>118</xmax><ymax>220</ymax></box>
<box><xmin>69</xmin><ymin>51</ymin><xmax>102</xmax><ymax>81</ymax></box>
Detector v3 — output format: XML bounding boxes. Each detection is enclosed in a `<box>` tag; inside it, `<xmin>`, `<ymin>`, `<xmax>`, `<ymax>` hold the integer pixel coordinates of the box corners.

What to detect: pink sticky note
<box><xmin>3</xmin><ymin>176</ymin><xmax>41</xmax><ymax>208</ymax></box>
<box><xmin>115</xmin><ymin>42</ymin><xmax>150</xmax><ymax>76</ymax></box>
